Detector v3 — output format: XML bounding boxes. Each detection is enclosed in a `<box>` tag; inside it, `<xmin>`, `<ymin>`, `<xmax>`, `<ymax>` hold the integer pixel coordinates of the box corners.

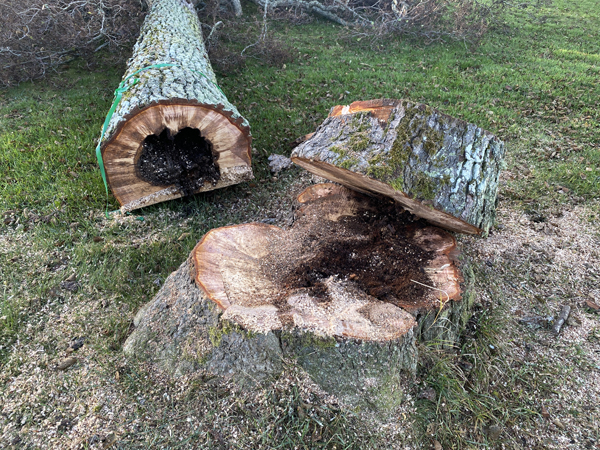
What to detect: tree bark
<box><xmin>99</xmin><ymin>0</ymin><xmax>252</xmax><ymax>212</ymax></box>
<box><xmin>291</xmin><ymin>99</ymin><xmax>506</xmax><ymax>235</ymax></box>
<box><xmin>124</xmin><ymin>184</ymin><xmax>474</xmax><ymax>411</ymax></box>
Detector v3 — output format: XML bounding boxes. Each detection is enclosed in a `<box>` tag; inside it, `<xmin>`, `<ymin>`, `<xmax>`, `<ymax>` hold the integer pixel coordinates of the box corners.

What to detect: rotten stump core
<box><xmin>137</xmin><ymin>127</ymin><xmax>220</xmax><ymax>197</ymax></box>
<box><xmin>99</xmin><ymin>0</ymin><xmax>252</xmax><ymax>211</ymax></box>
<box><xmin>291</xmin><ymin>99</ymin><xmax>506</xmax><ymax>235</ymax></box>
<box><xmin>193</xmin><ymin>183</ymin><xmax>462</xmax><ymax>341</ymax></box>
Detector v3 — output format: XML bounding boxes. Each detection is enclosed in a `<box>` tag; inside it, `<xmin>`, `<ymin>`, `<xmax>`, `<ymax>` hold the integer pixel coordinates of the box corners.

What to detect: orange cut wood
<box><xmin>192</xmin><ymin>183</ymin><xmax>463</xmax><ymax>341</ymax></box>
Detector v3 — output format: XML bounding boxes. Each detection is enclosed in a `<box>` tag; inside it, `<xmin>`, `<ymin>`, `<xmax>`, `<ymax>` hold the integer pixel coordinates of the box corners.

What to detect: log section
<box><xmin>98</xmin><ymin>0</ymin><xmax>251</xmax><ymax>211</ymax></box>
<box><xmin>291</xmin><ymin>99</ymin><xmax>505</xmax><ymax>235</ymax></box>
<box><xmin>125</xmin><ymin>184</ymin><xmax>471</xmax><ymax>410</ymax></box>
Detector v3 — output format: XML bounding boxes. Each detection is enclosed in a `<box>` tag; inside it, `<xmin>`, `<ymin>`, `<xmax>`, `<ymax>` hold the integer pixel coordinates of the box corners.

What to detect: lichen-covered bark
<box><xmin>281</xmin><ymin>329</ymin><xmax>417</xmax><ymax>411</ymax></box>
<box><xmin>292</xmin><ymin>100</ymin><xmax>505</xmax><ymax>235</ymax></box>
<box><xmin>123</xmin><ymin>259</ymin><xmax>284</xmax><ymax>381</ymax></box>
<box><xmin>98</xmin><ymin>0</ymin><xmax>252</xmax><ymax>210</ymax></box>
<box><xmin>100</xmin><ymin>0</ymin><xmax>247</xmax><ymax>145</ymax></box>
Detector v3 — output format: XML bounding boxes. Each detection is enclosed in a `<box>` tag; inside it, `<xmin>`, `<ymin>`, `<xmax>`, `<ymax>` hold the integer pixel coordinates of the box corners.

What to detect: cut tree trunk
<box><xmin>291</xmin><ymin>99</ymin><xmax>506</xmax><ymax>235</ymax></box>
<box><xmin>124</xmin><ymin>183</ymin><xmax>474</xmax><ymax>410</ymax></box>
<box><xmin>98</xmin><ymin>0</ymin><xmax>251</xmax><ymax>212</ymax></box>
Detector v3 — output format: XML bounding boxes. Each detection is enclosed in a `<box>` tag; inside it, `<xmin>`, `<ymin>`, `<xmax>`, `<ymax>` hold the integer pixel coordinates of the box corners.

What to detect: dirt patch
<box><xmin>136</xmin><ymin>127</ymin><xmax>220</xmax><ymax>196</ymax></box>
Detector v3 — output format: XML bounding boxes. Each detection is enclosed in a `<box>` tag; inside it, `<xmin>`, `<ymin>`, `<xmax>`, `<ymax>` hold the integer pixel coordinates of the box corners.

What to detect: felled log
<box><xmin>125</xmin><ymin>184</ymin><xmax>472</xmax><ymax>410</ymax></box>
<box><xmin>291</xmin><ymin>99</ymin><xmax>506</xmax><ymax>235</ymax></box>
<box><xmin>98</xmin><ymin>0</ymin><xmax>251</xmax><ymax>211</ymax></box>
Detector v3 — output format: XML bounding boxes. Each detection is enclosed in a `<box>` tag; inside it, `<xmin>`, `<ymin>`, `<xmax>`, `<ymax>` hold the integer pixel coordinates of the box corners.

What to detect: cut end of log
<box><xmin>291</xmin><ymin>99</ymin><xmax>506</xmax><ymax>235</ymax></box>
<box><xmin>101</xmin><ymin>100</ymin><xmax>252</xmax><ymax>211</ymax></box>
<box><xmin>192</xmin><ymin>183</ymin><xmax>462</xmax><ymax>342</ymax></box>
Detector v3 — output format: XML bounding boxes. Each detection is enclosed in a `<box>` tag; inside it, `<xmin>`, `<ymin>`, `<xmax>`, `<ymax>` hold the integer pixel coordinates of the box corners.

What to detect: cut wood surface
<box><xmin>192</xmin><ymin>183</ymin><xmax>462</xmax><ymax>340</ymax></box>
<box><xmin>291</xmin><ymin>99</ymin><xmax>506</xmax><ymax>235</ymax></box>
<box><xmin>124</xmin><ymin>183</ymin><xmax>473</xmax><ymax>410</ymax></box>
<box><xmin>99</xmin><ymin>0</ymin><xmax>251</xmax><ymax>211</ymax></box>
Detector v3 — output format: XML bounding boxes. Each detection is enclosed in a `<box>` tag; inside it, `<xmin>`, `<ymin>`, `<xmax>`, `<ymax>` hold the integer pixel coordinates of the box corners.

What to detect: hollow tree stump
<box><xmin>124</xmin><ymin>184</ymin><xmax>474</xmax><ymax>411</ymax></box>
<box><xmin>291</xmin><ymin>99</ymin><xmax>506</xmax><ymax>235</ymax></box>
<box><xmin>98</xmin><ymin>0</ymin><xmax>251</xmax><ymax>211</ymax></box>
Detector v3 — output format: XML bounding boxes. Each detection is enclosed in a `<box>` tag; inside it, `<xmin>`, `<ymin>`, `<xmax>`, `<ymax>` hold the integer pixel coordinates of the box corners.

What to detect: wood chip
<box><xmin>541</xmin><ymin>405</ymin><xmax>550</xmax><ymax>419</ymax></box>
<box><xmin>56</xmin><ymin>357</ymin><xmax>77</xmax><ymax>371</ymax></box>
<box><xmin>585</xmin><ymin>299</ymin><xmax>600</xmax><ymax>311</ymax></box>
<box><xmin>552</xmin><ymin>305</ymin><xmax>570</xmax><ymax>335</ymax></box>
<box><xmin>177</xmin><ymin>232</ymin><xmax>191</xmax><ymax>241</ymax></box>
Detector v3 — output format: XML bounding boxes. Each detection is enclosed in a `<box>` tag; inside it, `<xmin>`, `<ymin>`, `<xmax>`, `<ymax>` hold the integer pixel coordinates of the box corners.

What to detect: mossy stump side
<box><xmin>291</xmin><ymin>99</ymin><xmax>506</xmax><ymax>235</ymax></box>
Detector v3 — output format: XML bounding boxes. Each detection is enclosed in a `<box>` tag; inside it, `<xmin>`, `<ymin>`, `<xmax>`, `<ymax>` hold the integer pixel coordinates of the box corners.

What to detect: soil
<box><xmin>264</xmin><ymin>189</ymin><xmax>437</xmax><ymax>311</ymax></box>
<box><xmin>136</xmin><ymin>127</ymin><xmax>220</xmax><ymax>196</ymax></box>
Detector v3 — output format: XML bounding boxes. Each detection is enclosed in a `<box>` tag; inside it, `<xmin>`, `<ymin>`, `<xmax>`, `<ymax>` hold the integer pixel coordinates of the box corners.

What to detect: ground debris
<box><xmin>268</xmin><ymin>153</ymin><xmax>293</xmax><ymax>173</ymax></box>
<box><xmin>552</xmin><ymin>305</ymin><xmax>571</xmax><ymax>335</ymax></box>
<box><xmin>55</xmin><ymin>357</ymin><xmax>78</xmax><ymax>371</ymax></box>
<box><xmin>518</xmin><ymin>315</ymin><xmax>553</xmax><ymax>329</ymax></box>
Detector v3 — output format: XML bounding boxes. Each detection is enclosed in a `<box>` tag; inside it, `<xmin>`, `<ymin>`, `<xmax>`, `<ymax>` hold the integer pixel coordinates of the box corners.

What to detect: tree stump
<box><xmin>125</xmin><ymin>184</ymin><xmax>474</xmax><ymax>411</ymax></box>
<box><xmin>98</xmin><ymin>0</ymin><xmax>252</xmax><ymax>211</ymax></box>
<box><xmin>291</xmin><ymin>99</ymin><xmax>506</xmax><ymax>235</ymax></box>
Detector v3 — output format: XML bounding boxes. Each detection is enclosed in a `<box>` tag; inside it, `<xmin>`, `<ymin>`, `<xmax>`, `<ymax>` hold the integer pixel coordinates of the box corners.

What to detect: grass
<box><xmin>1</xmin><ymin>0</ymin><xmax>599</xmax><ymax>448</ymax></box>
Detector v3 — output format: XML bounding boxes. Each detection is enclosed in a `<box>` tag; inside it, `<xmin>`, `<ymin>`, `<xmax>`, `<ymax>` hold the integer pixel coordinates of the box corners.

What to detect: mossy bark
<box><xmin>124</xmin><ymin>259</ymin><xmax>419</xmax><ymax>410</ymax></box>
<box><xmin>291</xmin><ymin>99</ymin><xmax>506</xmax><ymax>235</ymax></box>
<box><xmin>99</xmin><ymin>0</ymin><xmax>252</xmax><ymax>211</ymax></box>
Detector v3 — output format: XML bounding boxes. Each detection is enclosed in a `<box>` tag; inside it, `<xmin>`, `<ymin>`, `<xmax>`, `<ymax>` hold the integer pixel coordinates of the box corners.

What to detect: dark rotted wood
<box><xmin>99</xmin><ymin>0</ymin><xmax>252</xmax><ymax>211</ymax></box>
<box><xmin>291</xmin><ymin>99</ymin><xmax>506</xmax><ymax>235</ymax></box>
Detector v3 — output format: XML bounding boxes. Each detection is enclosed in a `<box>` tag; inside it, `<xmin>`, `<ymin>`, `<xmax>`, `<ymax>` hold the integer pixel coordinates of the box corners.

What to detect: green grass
<box><xmin>1</xmin><ymin>0</ymin><xmax>599</xmax><ymax>447</ymax></box>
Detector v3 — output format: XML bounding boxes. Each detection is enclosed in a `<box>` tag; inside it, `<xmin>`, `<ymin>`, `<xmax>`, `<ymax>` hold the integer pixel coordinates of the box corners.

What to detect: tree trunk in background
<box><xmin>292</xmin><ymin>99</ymin><xmax>505</xmax><ymax>235</ymax></box>
<box><xmin>99</xmin><ymin>0</ymin><xmax>252</xmax><ymax>212</ymax></box>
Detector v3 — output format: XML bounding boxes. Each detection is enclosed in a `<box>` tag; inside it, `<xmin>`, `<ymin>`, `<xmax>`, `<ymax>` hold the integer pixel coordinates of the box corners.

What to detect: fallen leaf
<box><xmin>93</xmin><ymin>236</ymin><xmax>104</xmax><ymax>243</ymax></box>
<box><xmin>56</xmin><ymin>357</ymin><xmax>77</xmax><ymax>371</ymax></box>
<box><xmin>177</xmin><ymin>232</ymin><xmax>191</xmax><ymax>241</ymax></box>
<box><xmin>541</xmin><ymin>405</ymin><xmax>550</xmax><ymax>419</ymax></box>
<box><xmin>65</xmin><ymin>273</ymin><xmax>76</xmax><ymax>282</ymax></box>
<box><xmin>434</xmin><ymin>440</ymin><xmax>443</xmax><ymax>450</ymax></box>
<box><xmin>585</xmin><ymin>299</ymin><xmax>599</xmax><ymax>311</ymax></box>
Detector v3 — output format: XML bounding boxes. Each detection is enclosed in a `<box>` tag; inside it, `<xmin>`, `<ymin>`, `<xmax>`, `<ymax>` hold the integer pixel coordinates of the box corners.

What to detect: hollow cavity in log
<box><xmin>136</xmin><ymin>127</ymin><xmax>220</xmax><ymax>196</ymax></box>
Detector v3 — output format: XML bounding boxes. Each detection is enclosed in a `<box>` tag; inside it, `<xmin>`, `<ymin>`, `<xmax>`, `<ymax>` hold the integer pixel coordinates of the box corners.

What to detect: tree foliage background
<box><xmin>0</xmin><ymin>0</ymin><xmax>144</xmax><ymax>86</ymax></box>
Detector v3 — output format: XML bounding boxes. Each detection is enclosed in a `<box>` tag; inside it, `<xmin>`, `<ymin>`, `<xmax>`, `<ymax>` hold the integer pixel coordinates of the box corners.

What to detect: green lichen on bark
<box><xmin>348</xmin><ymin>132</ymin><xmax>370</xmax><ymax>153</ymax></box>
<box><xmin>292</xmin><ymin>99</ymin><xmax>506</xmax><ymax>234</ymax></box>
<box><xmin>282</xmin><ymin>329</ymin><xmax>417</xmax><ymax>412</ymax></box>
<box><xmin>280</xmin><ymin>330</ymin><xmax>337</xmax><ymax>350</ymax></box>
<box><xmin>100</xmin><ymin>0</ymin><xmax>248</xmax><ymax>146</ymax></box>
<box><xmin>208</xmin><ymin>319</ymin><xmax>249</xmax><ymax>347</ymax></box>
